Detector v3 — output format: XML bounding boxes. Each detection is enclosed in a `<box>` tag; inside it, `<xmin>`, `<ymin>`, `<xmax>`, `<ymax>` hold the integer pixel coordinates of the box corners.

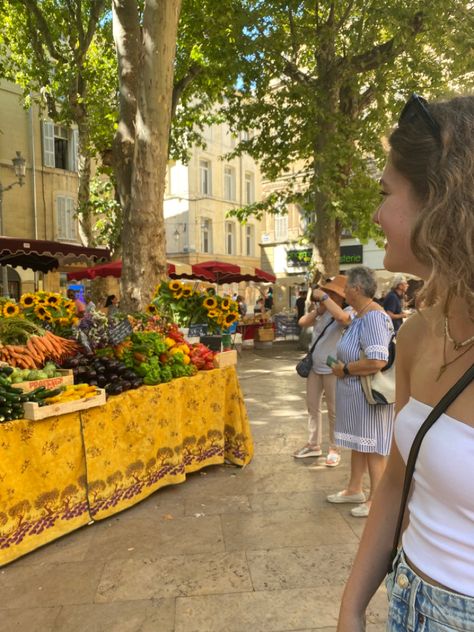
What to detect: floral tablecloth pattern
<box><xmin>0</xmin><ymin>367</ymin><xmax>252</xmax><ymax>565</ymax></box>
<box><xmin>0</xmin><ymin>413</ymin><xmax>89</xmax><ymax>565</ymax></box>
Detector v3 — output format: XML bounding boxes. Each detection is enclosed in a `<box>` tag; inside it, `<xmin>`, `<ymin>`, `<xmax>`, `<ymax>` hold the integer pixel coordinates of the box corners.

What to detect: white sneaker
<box><xmin>351</xmin><ymin>503</ymin><xmax>370</xmax><ymax>517</ymax></box>
<box><xmin>325</xmin><ymin>452</ymin><xmax>341</xmax><ymax>467</ymax></box>
<box><xmin>293</xmin><ymin>444</ymin><xmax>323</xmax><ymax>458</ymax></box>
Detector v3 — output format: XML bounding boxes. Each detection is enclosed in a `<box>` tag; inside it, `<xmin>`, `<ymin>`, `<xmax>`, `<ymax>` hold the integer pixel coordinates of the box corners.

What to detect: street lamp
<box><xmin>0</xmin><ymin>151</ymin><xmax>26</xmax><ymax>297</ymax></box>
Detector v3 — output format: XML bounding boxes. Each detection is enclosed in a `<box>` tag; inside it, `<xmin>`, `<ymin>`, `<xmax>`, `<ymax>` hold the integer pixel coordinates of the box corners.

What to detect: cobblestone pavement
<box><xmin>0</xmin><ymin>342</ymin><xmax>388</xmax><ymax>631</ymax></box>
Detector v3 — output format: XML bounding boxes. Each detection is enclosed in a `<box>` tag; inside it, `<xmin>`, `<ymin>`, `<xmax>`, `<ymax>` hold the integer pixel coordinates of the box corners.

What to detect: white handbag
<box><xmin>360</xmin><ymin>337</ymin><xmax>396</xmax><ymax>405</ymax></box>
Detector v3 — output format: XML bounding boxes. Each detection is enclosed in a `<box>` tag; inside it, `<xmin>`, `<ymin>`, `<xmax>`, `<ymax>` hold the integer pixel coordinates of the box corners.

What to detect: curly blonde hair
<box><xmin>389</xmin><ymin>95</ymin><xmax>474</xmax><ymax>316</ymax></box>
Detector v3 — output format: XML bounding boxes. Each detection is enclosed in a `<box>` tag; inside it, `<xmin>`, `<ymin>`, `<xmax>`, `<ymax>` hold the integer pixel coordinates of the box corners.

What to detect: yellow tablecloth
<box><xmin>0</xmin><ymin>367</ymin><xmax>252</xmax><ymax>566</ymax></box>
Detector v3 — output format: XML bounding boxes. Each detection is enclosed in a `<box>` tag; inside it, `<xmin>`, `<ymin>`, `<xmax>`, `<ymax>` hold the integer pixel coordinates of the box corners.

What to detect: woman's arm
<box><xmin>312</xmin><ymin>289</ymin><xmax>352</xmax><ymax>325</ymax></box>
<box><xmin>332</xmin><ymin>358</ymin><xmax>386</xmax><ymax>377</ymax></box>
<box><xmin>336</xmin><ymin>319</ymin><xmax>415</xmax><ymax>631</ymax></box>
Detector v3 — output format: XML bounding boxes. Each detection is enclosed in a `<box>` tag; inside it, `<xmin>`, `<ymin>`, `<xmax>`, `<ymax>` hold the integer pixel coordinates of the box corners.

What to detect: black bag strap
<box><xmin>308</xmin><ymin>317</ymin><xmax>335</xmax><ymax>355</ymax></box>
<box><xmin>389</xmin><ymin>362</ymin><xmax>474</xmax><ymax>571</ymax></box>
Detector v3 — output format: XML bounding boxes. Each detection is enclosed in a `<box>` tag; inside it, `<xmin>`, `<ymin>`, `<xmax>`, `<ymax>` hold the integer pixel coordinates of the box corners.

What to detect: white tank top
<box><xmin>395</xmin><ymin>397</ymin><xmax>474</xmax><ymax>596</ymax></box>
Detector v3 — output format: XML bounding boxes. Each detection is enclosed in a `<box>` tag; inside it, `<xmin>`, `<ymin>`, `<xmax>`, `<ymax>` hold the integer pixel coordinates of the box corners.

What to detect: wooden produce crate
<box><xmin>22</xmin><ymin>388</ymin><xmax>106</xmax><ymax>421</ymax></box>
<box><xmin>213</xmin><ymin>350</ymin><xmax>237</xmax><ymax>368</ymax></box>
<box><xmin>254</xmin><ymin>327</ymin><xmax>275</xmax><ymax>342</ymax></box>
<box><xmin>13</xmin><ymin>370</ymin><xmax>74</xmax><ymax>393</ymax></box>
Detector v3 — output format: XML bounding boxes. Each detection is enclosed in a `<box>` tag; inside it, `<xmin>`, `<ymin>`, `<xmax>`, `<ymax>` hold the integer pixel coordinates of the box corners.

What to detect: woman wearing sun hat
<box><xmin>294</xmin><ymin>274</ymin><xmax>353</xmax><ymax>466</ymax></box>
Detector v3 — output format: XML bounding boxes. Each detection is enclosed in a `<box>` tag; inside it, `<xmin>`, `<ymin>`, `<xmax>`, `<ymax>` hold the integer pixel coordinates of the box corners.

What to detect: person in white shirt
<box><xmin>294</xmin><ymin>275</ymin><xmax>352</xmax><ymax>467</ymax></box>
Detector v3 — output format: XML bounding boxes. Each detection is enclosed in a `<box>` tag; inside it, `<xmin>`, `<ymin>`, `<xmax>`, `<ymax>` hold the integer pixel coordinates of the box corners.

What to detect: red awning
<box><xmin>191</xmin><ymin>260</ymin><xmax>276</xmax><ymax>284</ymax></box>
<box><xmin>67</xmin><ymin>260</ymin><xmax>215</xmax><ymax>282</ymax></box>
<box><xmin>0</xmin><ymin>237</ymin><xmax>110</xmax><ymax>273</ymax></box>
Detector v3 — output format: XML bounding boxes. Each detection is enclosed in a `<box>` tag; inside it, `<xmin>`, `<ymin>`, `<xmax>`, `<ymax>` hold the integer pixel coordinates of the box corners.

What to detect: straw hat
<box><xmin>319</xmin><ymin>274</ymin><xmax>347</xmax><ymax>299</ymax></box>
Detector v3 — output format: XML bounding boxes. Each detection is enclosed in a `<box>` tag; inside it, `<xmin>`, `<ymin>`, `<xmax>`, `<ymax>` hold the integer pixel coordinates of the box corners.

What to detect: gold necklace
<box><xmin>436</xmin><ymin>334</ymin><xmax>474</xmax><ymax>381</ymax></box>
<box><xmin>445</xmin><ymin>316</ymin><xmax>474</xmax><ymax>350</ymax></box>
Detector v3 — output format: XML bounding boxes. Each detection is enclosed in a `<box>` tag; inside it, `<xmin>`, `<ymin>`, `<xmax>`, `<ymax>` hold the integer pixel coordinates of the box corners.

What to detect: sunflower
<box><xmin>72</xmin><ymin>317</ymin><xmax>80</xmax><ymax>326</ymax></box>
<box><xmin>34</xmin><ymin>305</ymin><xmax>50</xmax><ymax>320</ymax></box>
<box><xmin>224</xmin><ymin>312</ymin><xmax>238</xmax><ymax>326</ymax></box>
<box><xmin>146</xmin><ymin>304</ymin><xmax>158</xmax><ymax>315</ymax></box>
<box><xmin>182</xmin><ymin>286</ymin><xmax>193</xmax><ymax>298</ymax></box>
<box><xmin>36</xmin><ymin>297</ymin><xmax>46</xmax><ymax>305</ymax></box>
<box><xmin>3</xmin><ymin>302</ymin><xmax>20</xmax><ymax>318</ymax></box>
<box><xmin>59</xmin><ymin>317</ymin><xmax>70</xmax><ymax>326</ymax></box>
<box><xmin>43</xmin><ymin>314</ymin><xmax>53</xmax><ymax>323</ymax></box>
<box><xmin>168</xmin><ymin>280</ymin><xmax>182</xmax><ymax>292</ymax></box>
<box><xmin>207</xmin><ymin>309</ymin><xmax>220</xmax><ymax>319</ymax></box>
<box><xmin>173</xmin><ymin>289</ymin><xmax>184</xmax><ymax>299</ymax></box>
<box><xmin>65</xmin><ymin>300</ymin><xmax>76</xmax><ymax>314</ymax></box>
<box><xmin>203</xmin><ymin>297</ymin><xmax>217</xmax><ymax>309</ymax></box>
<box><xmin>221</xmin><ymin>298</ymin><xmax>231</xmax><ymax>311</ymax></box>
<box><xmin>20</xmin><ymin>293</ymin><xmax>36</xmax><ymax>308</ymax></box>
<box><xmin>46</xmin><ymin>293</ymin><xmax>60</xmax><ymax>306</ymax></box>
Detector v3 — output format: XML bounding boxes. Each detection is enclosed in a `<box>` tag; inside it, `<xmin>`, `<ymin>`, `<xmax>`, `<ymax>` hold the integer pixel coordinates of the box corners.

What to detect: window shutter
<box><xmin>70</xmin><ymin>129</ymin><xmax>79</xmax><ymax>172</ymax></box>
<box><xmin>56</xmin><ymin>197</ymin><xmax>66</xmax><ymax>238</ymax></box>
<box><xmin>42</xmin><ymin>121</ymin><xmax>55</xmax><ymax>167</ymax></box>
<box><xmin>67</xmin><ymin>198</ymin><xmax>77</xmax><ymax>240</ymax></box>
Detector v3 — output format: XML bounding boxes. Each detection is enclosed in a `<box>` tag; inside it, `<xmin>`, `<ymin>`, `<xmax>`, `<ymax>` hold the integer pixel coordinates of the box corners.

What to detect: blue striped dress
<box><xmin>334</xmin><ymin>310</ymin><xmax>395</xmax><ymax>455</ymax></box>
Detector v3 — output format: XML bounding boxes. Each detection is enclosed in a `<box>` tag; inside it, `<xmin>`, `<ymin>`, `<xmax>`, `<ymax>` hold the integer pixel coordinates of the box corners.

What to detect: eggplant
<box><xmin>107</xmin><ymin>373</ymin><xmax>119</xmax><ymax>382</ymax></box>
<box><xmin>88</xmin><ymin>369</ymin><xmax>97</xmax><ymax>379</ymax></box>
<box><xmin>123</xmin><ymin>370</ymin><xmax>137</xmax><ymax>381</ymax></box>
<box><xmin>120</xmin><ymin>380</ymin><xmax>132</xmax><ymax>391</ymax></box>
<box><xmin>108</xmin><ymin>384</ymin><xmax>123</xmax><ymax>396</ymax></box>
<box><xmin>97</xmin><ymin>375</ymin><xmax>107</xmax><ymax>388</ymax></box>
<box><xmin>131</xmin><ymin>378</ymin><xmax>143</xmax><ymax>388</ymax></box>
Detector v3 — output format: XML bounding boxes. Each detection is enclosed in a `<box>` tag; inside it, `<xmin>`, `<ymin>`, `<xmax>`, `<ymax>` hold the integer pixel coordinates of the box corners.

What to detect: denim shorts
<box><xmin>385</xmin><ymin>549</ymin><xmax>474</xmax><ymax>631</ymax></box>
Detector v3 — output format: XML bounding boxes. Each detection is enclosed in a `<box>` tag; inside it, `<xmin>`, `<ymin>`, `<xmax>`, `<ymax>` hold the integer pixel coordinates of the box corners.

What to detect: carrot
<box><xmin>26</xmin><ymin>338</ymin><xmax>44</xmax><ymax>363</ymax></box>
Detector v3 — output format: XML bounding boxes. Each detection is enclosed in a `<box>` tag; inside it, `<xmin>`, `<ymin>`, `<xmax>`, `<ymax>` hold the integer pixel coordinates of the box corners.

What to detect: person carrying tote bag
<box><xmin>293</xmin><ymin>276</ymin><xmax>352</xmax><ymax>466</ymax></box>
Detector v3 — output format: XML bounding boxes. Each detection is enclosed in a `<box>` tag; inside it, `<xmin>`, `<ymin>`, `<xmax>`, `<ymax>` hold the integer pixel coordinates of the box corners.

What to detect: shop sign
<box><xmin>340</xmin><ymin>244</ymin><xmax>363</xmax><ymax>265</ymax></box>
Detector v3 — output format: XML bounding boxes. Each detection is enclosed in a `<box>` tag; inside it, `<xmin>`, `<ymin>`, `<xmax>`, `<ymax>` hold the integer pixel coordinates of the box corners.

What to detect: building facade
<box><xmin>0</xmin><ymin>79</ymin><xmax>80</xmax><ymax>297</ymax></box>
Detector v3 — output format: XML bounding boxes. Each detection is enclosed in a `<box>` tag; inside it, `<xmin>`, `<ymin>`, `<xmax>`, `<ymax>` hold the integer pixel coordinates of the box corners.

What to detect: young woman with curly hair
<box><xmin>337</xmin><ymin>95</ymin><xmax>474</xmax><ymax>631</ymax></box>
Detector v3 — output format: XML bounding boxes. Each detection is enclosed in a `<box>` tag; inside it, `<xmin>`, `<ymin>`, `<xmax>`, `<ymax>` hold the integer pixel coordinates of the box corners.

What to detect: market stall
<box><xmin>0</xmin><ymin>366</ymin><xmax>252</xmax><ymax>566</ymax></box>
<box><xmin>0</xmin><ymin>283</ymin><xmax>253</xmax><ymax>566</ymax></box>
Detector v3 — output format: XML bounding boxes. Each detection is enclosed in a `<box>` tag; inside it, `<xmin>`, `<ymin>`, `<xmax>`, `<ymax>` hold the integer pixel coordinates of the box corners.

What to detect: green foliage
<box><xmin>80</xmin><ymin>176</ymin><xmax>122</xmax><ymax>253</ymax></box>
<box><xmin>223</xmin><ymin>0</ymin><xmax>474</xmax><ymax>265</ymax></box>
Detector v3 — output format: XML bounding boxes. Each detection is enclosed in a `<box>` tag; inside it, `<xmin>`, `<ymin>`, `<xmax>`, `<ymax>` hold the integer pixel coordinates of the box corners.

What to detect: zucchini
<box><xmin>0</xmin><ymin>392</ymin><xmax>21</xmax><ymax>403</ymax></box>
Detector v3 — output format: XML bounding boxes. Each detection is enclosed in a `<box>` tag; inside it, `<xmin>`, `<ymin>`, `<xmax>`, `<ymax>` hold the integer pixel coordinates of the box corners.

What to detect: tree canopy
<box><xmin>223</xmin><ymin>0</ymin><xmax>474</xmax><ymax>273</ymax></box>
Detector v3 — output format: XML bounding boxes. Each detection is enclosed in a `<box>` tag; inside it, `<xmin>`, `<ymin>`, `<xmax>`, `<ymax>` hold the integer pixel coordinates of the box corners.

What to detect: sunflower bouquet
<box><xmin>14</xmin><ymin>291</ymin><xmax>79</xmax><ymax>334</ymax></box>
<box><xmin>149</xmin><ymin>280</ymin><xmax>240</xmax><ymax>333</ymax></box>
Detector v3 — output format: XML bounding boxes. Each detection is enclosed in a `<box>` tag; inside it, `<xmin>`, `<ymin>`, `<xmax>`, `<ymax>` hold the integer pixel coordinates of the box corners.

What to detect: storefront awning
<box><xmin>66</xmin><ymin>259</ymin><xmax>215</xmax><ymax>282</ymax></box>
<box><xmin>0</xmin><ymin>237</ymin><xmax>110</xmax><ymax>273</ymax></box>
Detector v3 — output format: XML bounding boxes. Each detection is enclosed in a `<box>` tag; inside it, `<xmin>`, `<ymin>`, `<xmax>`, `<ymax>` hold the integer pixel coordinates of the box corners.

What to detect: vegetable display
<box><xmin>0</xmin><ymin>317</ymin><xmax>79</xmax><ymax>368</ymax></box>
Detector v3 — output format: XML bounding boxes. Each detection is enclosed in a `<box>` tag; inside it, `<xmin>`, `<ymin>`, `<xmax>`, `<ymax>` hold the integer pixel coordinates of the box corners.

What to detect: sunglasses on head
<box><xmin>398</xmin><ymin>93</ymin><xmax>441</xmax><ymax>143</ymax></box>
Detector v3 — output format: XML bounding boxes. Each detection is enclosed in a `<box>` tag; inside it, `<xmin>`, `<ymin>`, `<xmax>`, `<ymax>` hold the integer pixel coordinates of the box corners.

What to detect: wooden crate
<box><xmin>255</xmin><ymin>328</ymin><xmax>275</xmax><ymax>342</ymax></box>
<box><xmin>13</xmin><ymin>370</ymin><xmax>74</xmax><ymax>393</ymax></box>
<box><xmin>22</xmin><ymin>388</ymin><xmax>106</xmax><ymax>421</ymax></box>
<box><xmin>213</xmin><ymin>350</ymin><xmax>237</xmax><ymax>368</ymax></box>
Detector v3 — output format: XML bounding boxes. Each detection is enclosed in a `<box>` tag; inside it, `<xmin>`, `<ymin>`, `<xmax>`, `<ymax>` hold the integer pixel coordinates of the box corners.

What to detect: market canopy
<box><xmin>0</xmin><ymin>237</ymin><xmax>110</xmax><ymax>273</ymax></box>
<box><xmin>66</xmin><ymin>260</ymin><xmax>215</xmax><ymax>282</ymax></box>
<box><xmin>191</xmin><ymin>261</ymin><xmax>276</xmax><ymax>284</ymax></box>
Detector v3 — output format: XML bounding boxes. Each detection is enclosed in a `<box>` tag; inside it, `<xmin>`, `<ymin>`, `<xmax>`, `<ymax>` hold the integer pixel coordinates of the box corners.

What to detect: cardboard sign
<box><xmin>188</xmin><ymin>323</ymin><xmax>208</xmax><ymax>337</ymax></box>
<box><xmin>108</xmin><ymin>319</ymin><xmax>133</xmax><ymax>345</ymax></box>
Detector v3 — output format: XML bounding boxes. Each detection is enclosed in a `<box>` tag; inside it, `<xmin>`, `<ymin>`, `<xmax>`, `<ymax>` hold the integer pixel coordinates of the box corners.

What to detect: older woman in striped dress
<box><xmin>327</xmin><ymin>266</ymin><xmax>395</xmax><ymax>518</ymax></box>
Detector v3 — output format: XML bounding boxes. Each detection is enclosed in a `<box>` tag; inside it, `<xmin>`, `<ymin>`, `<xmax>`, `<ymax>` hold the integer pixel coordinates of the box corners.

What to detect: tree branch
<box><xmin>21</xmin><ymin>0</ymin><xmax>67</xmax><ymax>63</ymax></box>
<box><xmin>347</xmin><ymin>11</ymin><xmax>424</xmax><ymax>74</ymax></box>
<box><xmin>171</xmin><ymin>63</ymin><xmax>203</xmax><ymax>119</ymax></box>
<box><xmin>282</xmin><ymin>60</ymin><xmax>317</xmax><ymax>87</ymax></box>
<box><xmin>287</xmin><ymin>6</ymin><xmax>299</xmax><ymax>62</ymax></box>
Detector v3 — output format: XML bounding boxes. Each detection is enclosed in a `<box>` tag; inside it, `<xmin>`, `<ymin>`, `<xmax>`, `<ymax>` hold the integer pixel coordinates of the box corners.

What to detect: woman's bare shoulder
<box><xmin>398</xmin><ymin>305</ymin><xmax>441</xmax><ymax>345</ymax></box>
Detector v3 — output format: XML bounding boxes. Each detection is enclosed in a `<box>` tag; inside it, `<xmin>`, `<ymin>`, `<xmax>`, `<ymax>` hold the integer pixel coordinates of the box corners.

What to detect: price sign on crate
<box><xmin>188</xmin><ymin>323</ymin><xmax>208</xmax><ymax>337</ymax></box>
<box><xmin>108</xmin><ymin>319</ymin><xmax>133</xmax><ymax>345</ymax></box>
